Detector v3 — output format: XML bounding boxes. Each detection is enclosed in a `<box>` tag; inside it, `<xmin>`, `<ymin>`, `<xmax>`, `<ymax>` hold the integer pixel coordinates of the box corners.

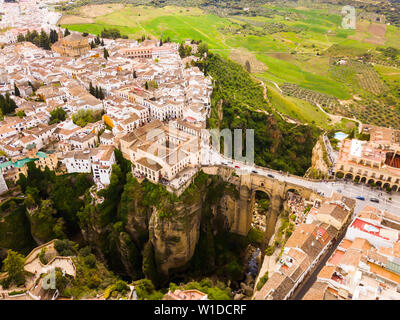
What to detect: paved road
<box><xmin>201</xmin><ymin>145</ymin><xmax>400</xmax><ymax>215</ymax></box>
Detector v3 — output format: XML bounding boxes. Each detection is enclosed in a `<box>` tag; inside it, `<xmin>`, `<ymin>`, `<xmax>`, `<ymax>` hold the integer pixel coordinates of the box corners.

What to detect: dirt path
<box><xmin>315</xmin><ymin>102</ymin><xmax>362</xmax><ymax>133</ymax></box>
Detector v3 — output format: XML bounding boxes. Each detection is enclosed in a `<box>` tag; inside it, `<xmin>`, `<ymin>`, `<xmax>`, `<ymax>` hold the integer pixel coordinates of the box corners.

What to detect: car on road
<box><xmin>267</xmin><ymin>174</ymin><xmax>274</xmax><ymax>178</ymax></box>
<box><xmin>252</xmin><ymin>170</ymin><xmax>258</xmax><ymax>174</ymax></box>
<box><xmin>355</xmin><ymin>196</ymin><xmax>365</xmax><ymax>201</ymax></box>
<box><xmin>234</xmin><ymin>165</ymin><xmax>240</xmax><ymax>169</ymax></box>
<box><xmin>370</xmin><ymin>198</ymin><xmax>380</xmax><ymax>203</ymax></box>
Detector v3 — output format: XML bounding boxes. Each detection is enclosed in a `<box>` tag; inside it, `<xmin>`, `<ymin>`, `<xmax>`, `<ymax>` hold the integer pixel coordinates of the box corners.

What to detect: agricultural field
<box><xmin>60</xmin><ymin>2</ymin><xmax>400</xmax><ymax>128</ymax></box>
<box><xmin>330</xmin><ymin>59</ymin><xmax>388</xmax><ymax>95</ymax></box>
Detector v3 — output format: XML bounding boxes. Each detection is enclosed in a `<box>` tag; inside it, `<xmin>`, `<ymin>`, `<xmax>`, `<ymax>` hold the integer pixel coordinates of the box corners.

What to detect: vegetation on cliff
<box><xmin>0</xmin><ymin>198</ymin><xmax>36</xmax><ymax>255</ymax></box>
<box><xmin>17</xmin><ymin>162</ymin><xmax>93</xmax><ymax>240</ymax></box>
<box><xmin>0</xmin><ymin>250</ymin><xmax>26</xmax><ymax>289</ymax></box>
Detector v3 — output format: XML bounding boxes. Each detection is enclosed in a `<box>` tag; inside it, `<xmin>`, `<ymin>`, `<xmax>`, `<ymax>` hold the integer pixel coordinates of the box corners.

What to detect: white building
<box><xmin>62</xmin><ymin>145</ymin><xmax>115</xmax><ymax>185</ymax></box>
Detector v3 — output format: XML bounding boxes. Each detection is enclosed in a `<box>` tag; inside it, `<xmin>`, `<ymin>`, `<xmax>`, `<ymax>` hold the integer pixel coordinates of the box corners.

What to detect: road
<box><xmin>201</xmin><ymin>145</ymin><xmax>400</xmax><ymax>215</ymax></box>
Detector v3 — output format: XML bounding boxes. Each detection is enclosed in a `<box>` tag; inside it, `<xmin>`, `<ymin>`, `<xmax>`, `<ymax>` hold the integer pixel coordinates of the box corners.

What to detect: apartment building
<box><xmin>335</xmin><ymin>125</ymin><xmax>400</xmax><ymax>191</ymax></box>
<box><xmin>61</xmin><ymin>145</ymin><xmax>115</xmax><ymax>185</ymax></box>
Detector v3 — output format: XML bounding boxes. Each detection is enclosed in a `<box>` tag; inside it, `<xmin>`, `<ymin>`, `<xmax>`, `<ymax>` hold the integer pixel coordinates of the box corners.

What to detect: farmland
<box><xmin>60</xmin><ymin>2</ymin><xmax>400</xmax><ymax>128</ymax></box>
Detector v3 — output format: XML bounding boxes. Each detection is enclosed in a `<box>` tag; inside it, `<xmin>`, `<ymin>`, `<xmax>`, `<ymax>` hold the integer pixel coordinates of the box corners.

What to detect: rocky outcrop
<box><xmin>149</xmin><ymin>202</ymin><xmax>202</xmax><ymax>274</ymax></box>
<box><xmin>305</xmin><ymin>137</ymin><xmax>329</xmax><ymax>179</ymax></box>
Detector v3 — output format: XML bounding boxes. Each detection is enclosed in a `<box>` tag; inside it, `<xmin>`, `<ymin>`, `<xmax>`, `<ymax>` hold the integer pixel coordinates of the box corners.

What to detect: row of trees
<box><xmin>89</xmin><ymin>82</ymin><xmax>105</xmax><ymax>100</ymax></box>
<box><xmin>17</xmin><ymin>29</ymin><xmax>59</xmax><ymax>50</ymax></box>
<box><xmin>89</xmin><ymin>35</ymin><xmax>105</xmax><ymax>49</ymax></box>
<box><xmin>101</xmin><ymin>28</ymin><xmax>128</xmax><ymax>40</ymax></box>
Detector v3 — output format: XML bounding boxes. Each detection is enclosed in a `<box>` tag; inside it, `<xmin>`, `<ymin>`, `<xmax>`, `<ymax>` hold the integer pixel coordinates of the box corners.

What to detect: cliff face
<box><xmin>149</xmin><ymin>202</ymin><xmax>202</xmax><ymax>274</ymax></box>
<box><xmin>305</xmin><ymin>137</ymin><xmax>330</xmax><ymax>179</ymax></box>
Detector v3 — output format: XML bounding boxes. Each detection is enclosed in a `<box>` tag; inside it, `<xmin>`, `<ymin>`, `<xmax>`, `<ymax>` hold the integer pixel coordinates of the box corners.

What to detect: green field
<box><xmin>266</xmin><ymin>84</ymin><xmax>332</xmax><ymax>129</ymax></box>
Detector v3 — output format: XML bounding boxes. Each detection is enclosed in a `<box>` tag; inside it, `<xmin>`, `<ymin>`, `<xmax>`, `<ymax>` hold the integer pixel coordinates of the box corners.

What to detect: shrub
<box><xmin>265</xmin><ymin>246</ymin><xmax>275</xmax><ymax>256</ymax></box>
<box><xmin>256</xmin><ymin>272</ymin><xmax>269</xmax><ymax>291</ymax></box>
<box><xmin>84</xmin><ymin>254</ymin><xmax>96</xmax><ymax>269</ymax></box>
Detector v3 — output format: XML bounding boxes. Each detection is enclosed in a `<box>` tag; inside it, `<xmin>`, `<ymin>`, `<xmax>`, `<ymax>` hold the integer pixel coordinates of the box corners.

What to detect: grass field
<box><xmin>266</xmin><ymin>84</ymin><xmax>332</xmax><ymax>129</ymax></box>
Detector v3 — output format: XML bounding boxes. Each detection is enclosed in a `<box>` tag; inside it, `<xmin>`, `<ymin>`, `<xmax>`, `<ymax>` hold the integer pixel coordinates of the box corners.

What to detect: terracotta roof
<box><xmin>302</xmin><ymin>281</ymin><xmax>330</xmax><ymax>300</ymax></box>
<box><xmin>318</xmin><ymin>265</ymin><xmax>335</xmax><ymax>280</ymax></box>
<box><xmin>136</xmin><ymin>157</ymin><xmax>162</xmax><ymax>172</ymax></box>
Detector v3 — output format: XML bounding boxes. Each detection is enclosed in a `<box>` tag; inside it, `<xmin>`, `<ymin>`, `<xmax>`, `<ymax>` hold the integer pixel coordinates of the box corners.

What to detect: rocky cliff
<box><xmin>305</xmin><ymin>136</ymin><xmax>330</xmax><ymax>179</ymax></box>
<box><xmin>78</xmin><ymin>171</ymin><xmax>241</xmax><ymax>281</ymax></box>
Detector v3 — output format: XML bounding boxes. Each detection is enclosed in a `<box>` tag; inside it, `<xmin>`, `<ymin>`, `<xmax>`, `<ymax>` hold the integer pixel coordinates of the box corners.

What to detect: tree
<box><xmin>39</xmin><ymin>30</ymin><xmax>51</xmax><ymax>50</ymax></box>
<box><xmin>198</xmin><ymin>42</ymin><xmax>209</xmax><ymax>56</ymax></box>
<box><xmin>89</xmin><ymin>82</ymin><xmax>95</xmax><ymax>96</ymax></box>
<box><xmin>145</xmin><ymin>81</ymin><xmax>149</xmax><ymax>90</ymax></box>
<box><xmin>178</xmin><ymin>41</ymin><xmax>185</xmax><ymax>58</ymax></box>
<box><xmin>54</xmin><ymin>239</ymin><xmax>78</xmax><ymax>256</ymax></box>
<box><xmin>49</xmin><ymin>29</ymin><xmax>58</xmax><ymax>44</ymax></box>
<box><xmin>133</xmin><ymin>70</ymin><xmax>137</xmax><ymax>79</ymax></box>
<box><xmin>49</xmin><ymin>107</ymin><xmax>67</xmax><ymax>124</ymax></box>
<box><xmin>184</xmin><ymin>45</ymin><xmax>192</xmax><ymax>57</ymax></box>
<box><xmin>348</xmin><ymin>128</ymin><xmax>355</xmax><ymax>139</ymax></box>
<box><xmin>103</xmin><ymin>47</ymin><xmax>109</xmax><ymax>60</ymax></box>
<box><xmin>245</xmin><ymin>60</ymin><xmax>251</xmax><ymax>73</ymax></box>
<box><xmin>14</xmin><ymin>83</ymin><xmax>20</xmax><ymax>97</ymax></box>
<box><xmin>2</xmin><ymin>250</ymin><xmax>26</xmax><ymax>288</ymax></box>
<box><xmin>64</xmin><ymin>28</ymin><xmax>70</xmax><ymax>37</ymax></box>
<box><xmin>98</xmin><ymin>87</ymin><xmax>105</xmax><ymax>100</ymax></box>
<box><xmin>16</xmin><ymin>110</ymin><xmax>25</xmax><ymax>118</ymax></box>
<box><xmin>0</xmin><ymin>93</ymin><xmax>17</xmax><ymax>115</ymax></box>
<box><xmin>17</xmin><ymin>33</ymin><xmax>25</xmax><ymax>42</ymax></box>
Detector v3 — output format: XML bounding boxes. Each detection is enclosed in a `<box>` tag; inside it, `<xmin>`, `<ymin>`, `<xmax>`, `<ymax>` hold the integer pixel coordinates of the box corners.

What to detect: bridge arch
<box><xmin>335</xmin><ymin>171</ymin><xmax>344</xmax><ymax>179</ymax></box>
<box><xmin>360</xmin><ymin>176</ymin><xmax>367</xmax><ymax>184</ymax></box>
<box><xmin>392</xmin><ymin>185</ymin><xmax>398</xmax><ymax>192</ymax></box>
<box><xmin>383</xmin><ymin>183</ymin><xmax>390</xmax><ymax>190</ymax></box>
<box><xmin>345</xmin><ymin>173</ymin><xmax>354</xmax><ymax>180</ymax></box>
<box><xmin>368</xmin><ymin>179</ymin><xmax>375</xmax><ymax>185</ymax></box>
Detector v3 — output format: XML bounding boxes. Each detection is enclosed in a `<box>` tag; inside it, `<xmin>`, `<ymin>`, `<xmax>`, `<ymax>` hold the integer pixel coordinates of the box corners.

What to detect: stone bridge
<box><xmin>202</xmin><ymin>166</ymin><xmax>321</xmax><ymax>241</ymax></box>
